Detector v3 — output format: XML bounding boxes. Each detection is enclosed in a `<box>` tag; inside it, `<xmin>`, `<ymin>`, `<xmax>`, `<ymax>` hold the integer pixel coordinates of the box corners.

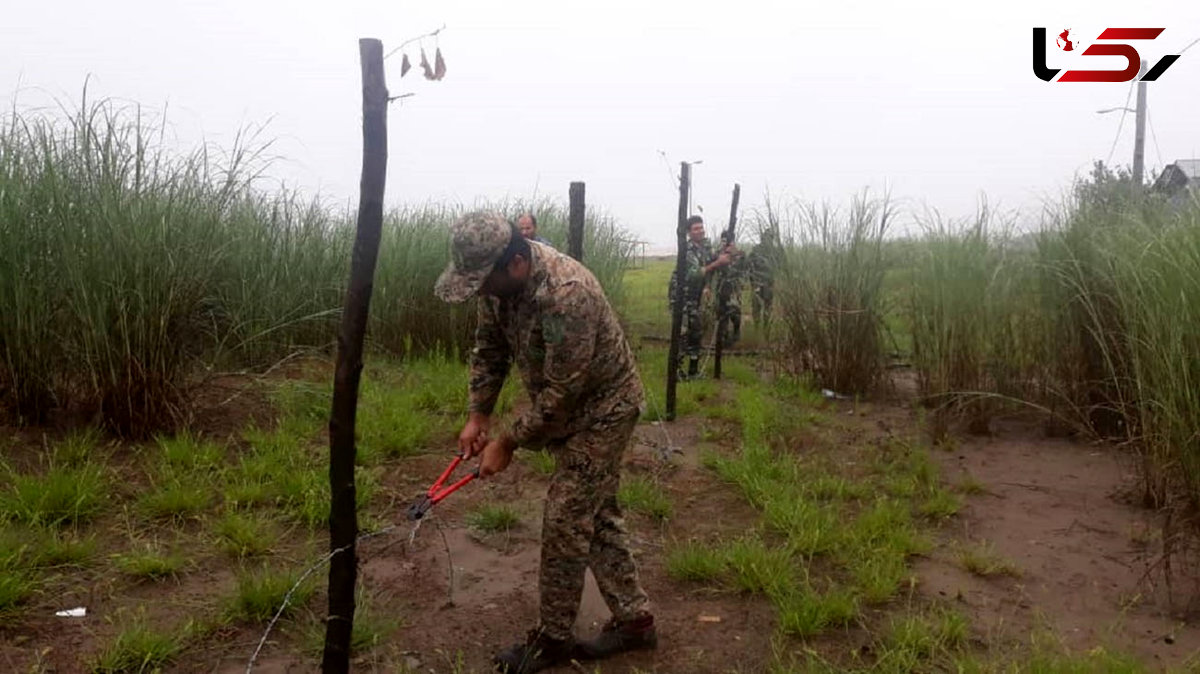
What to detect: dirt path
<box><xmin>915</xmin><ymin>414</ymin><xmax>1200</xmax><ymax>670</ymax></box>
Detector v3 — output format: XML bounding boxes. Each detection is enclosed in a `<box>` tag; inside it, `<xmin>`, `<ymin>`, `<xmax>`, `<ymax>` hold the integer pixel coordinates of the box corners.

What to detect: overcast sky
<box><xmin>2</xmin><ymin>0</ymin><xmax>1197</xmax><ymax>249</ymax></box>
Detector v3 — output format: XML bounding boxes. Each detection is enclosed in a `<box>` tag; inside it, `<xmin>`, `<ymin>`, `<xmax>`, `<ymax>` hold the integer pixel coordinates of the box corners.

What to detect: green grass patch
<box><xmin>618</xmin><ymin>475</ymin><xmax>673</xmax><ymax>521</ymax></box>
<box><xmin>92</xmin><ymin>618</ymin><xmax>184</xmax><ymax>673</ymax></box>
<box><xmin>1</xmin><ymin>464</ymin><xmax>108</xmax><ymax>527</ymax></box>
<box><xmin>776</xmin><ymin>585</ymin><xmax>861</xmax><ymax>637</ymax></box>
<box><xmin>115</xmin><ymin>546</ymin><xmax>186</xmax><ymax>581</ymax></box>
<box><xmin>136</xmin><ymin>479</ymin><xmax>211</xmax><ymax>521</ymax></box>
<box><xmin>216</xmin><ymin>511</ymin><xmax>280</xmax><ymax>558</ymax></box>
<box><xmin>522</xmin><ymin>449</ymin><xmax>557</xmax><ymax>476</ymax></box>
<box><xmin>956</xmin><ymin>541</ymin><xmax>1021</xmax><ymax>578</ymax></box>
<box><xmin>467</xmin><ymin>504</ymin><xmax>521</xmax><ymax>533</ymax></box>
<box><xmin>918</xmin><ymin>487</ymin><xmax>962</xmax><ymax>520</ymax></box>
<box><xmin>664</xmin><ymin>540</ymin><xmax>727</xmax><ymax>583</ymax></box>
<box><xmin>0</xmin><ymin>568</ymin><xmax>36</xmax><ymax>614</ymax></box>
<box><xmin>226</xmin><ymin>565</ymin><xmax>315</xmax><ymax>623</ymax></box>
<box><xmin>154</xmin><ymin>432</ymin><xmax>225</xmax><ymax>475</ymax></box>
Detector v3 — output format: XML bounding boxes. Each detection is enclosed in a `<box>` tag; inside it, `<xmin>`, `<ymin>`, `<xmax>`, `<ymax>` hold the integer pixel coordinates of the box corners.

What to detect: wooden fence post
<box><xmin>322</xmin><ymin>37</ymin><xmax>388</xmax><ymax>673</ymax></box>
<box><xmin>568</xmin><ymin>181</ymin><xmax>585</xmax><ymax>261</ymax></box>
<box><xmin>713</xmin><ymin>183</ymin><xmax>740</xmax><ymax>380</ymax></box>
<box><xmin>666</xmin><ymin>162</ymin><xmax>690</xmax><ymax>421</ymax></box>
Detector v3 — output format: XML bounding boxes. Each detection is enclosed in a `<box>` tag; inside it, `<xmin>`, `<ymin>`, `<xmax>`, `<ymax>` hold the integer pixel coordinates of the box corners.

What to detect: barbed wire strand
<box><xmin>244</xmin><ymin>522</ymin><xmax>403</xmax><ymax>673</ymax></box>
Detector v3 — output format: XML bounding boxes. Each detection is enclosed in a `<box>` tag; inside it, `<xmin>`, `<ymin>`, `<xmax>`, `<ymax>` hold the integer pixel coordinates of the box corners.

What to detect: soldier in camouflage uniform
<box><xmin>746</xmin><ymin>231</ymin><xmax>779</xmax><ymax>332</ymax></box>
<box><xmin>715</xmin><ymin>231</ymin><xmax>745</xmax><ymax>349</ymax></box>
<box><xmin>434</xmin><ymin>212</ymin><xmax>655</xmax><ymax>674</ymax></box>
<box><xmin>668</xmin><ymin>215</ymin><xmax>732</xmax><ymax>379</ymax></box>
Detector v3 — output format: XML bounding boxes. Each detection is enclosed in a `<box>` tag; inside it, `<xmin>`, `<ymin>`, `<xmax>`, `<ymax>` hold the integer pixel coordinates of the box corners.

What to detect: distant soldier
<box><xmin>715</xmin><ymin>231</ymin><xmax>745</xmax><ymax>349</ymax></box>
<box><xmin>435</xmin><ymin>212</ymin><xmax>656</xmax><ymax>674</ymax></box>
<box><xmin>668</xmin><ymin>215</ymin><xmax>733</xmax><ymax>379</ymax></box>
<box><xmin>517</xmin><ymin>212</ymin><xmax>554</xmax><ymax>247</ymax></box>
<box><xmin>746</xmin><ymin>230</ymin><xmax>779</xmax><ymax>331</ymax></box>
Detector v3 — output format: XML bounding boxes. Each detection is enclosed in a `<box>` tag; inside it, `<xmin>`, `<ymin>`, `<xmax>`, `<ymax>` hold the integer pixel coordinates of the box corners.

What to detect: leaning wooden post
<box><xmin>322</xmin><ymin>37</ymin><xmax>388</xmax><ymax>674</ymax></box>
<box><xmin>665</xmin><ymin>162</ymin><xmax>690</xmax><ymax>421</ymax></box>
<box><xmin>713</xmin><ymin>183</ymin><xmax>741</xmax><ymax>380</ymax></box>
<box><xmin>568</xmin><ymin>181</ymin><xmax>585</xmax><ymax>261</ymax></box>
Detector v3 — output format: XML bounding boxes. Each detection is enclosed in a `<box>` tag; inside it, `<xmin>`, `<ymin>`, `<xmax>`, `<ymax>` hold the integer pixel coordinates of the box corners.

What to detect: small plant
<box><xmin>137</xmin><ymin>480</ymin><xmax>211</xmax><ymax>520</ymax></box>
<box><xmin>523</xmin><ymin>449</ymin><xmax>557</xmax><ymax>476</ymax></box>
<box><xmin>956</xmin><ymin>541</ymin><xmax>1021</xmax><ymax>578</ymax></box>
<box><xmin>215</xmin><ymin>511</ymin><xmax>279</xmax><ymax>558</ymax></box>
<box><xmin>849</xmin><ymin>548</ymin><xmax>911</xmax><ymax>604</ymax></box>
<box><xmin>1</xmin><ymin>464</ymin><xmax>108</xmax><ymax>527</ymax></box>
<box><xmin>467</xmin><ymin>504</ymin><xmax>521</xmax><ymax>533</ymax></box>
<box><xmin>955</xmin><ymin>474</ymin><xmax>987</xmax><ymax>495</ymax></box>
<box><xmin>722</xmin><ymin>537</ymin><xmax>796</xmax><ymax>597</ymax></box>
<box><xmin>92</xmin><ymin>618</ymin><xmax>184</xmax><ymax>672</ymax></box>
<box><xmin>617</xmin><ymin>476</ymin><xmax>673</xmax><ymax>521</ymax></box>
<box><xmin>776</xmin><ymin>585</ymin><xmax>860</xmax><ymax>637</ymax></box>
<box><xmin>155</xmin><ymin>433</ymin><xmax>225</xmax><ymax>475</ymax></box>
<box><xmin>115</xmin><ymin>546</ymin><xmax>186</xmax><ymax>581</ymax></box>
<box><xmin>0</xmin><ymin>568</ymin><xmax>36</xmax><ymax>613</ymax></box>
<box><xmin>664</xmin><ymin>540</ymin><xmax>726</xmax><ymax>583</ymax></box>
<box><xmin>918</xmin><ymin>488</ymin><xmax>962</xmax><ymax>520</ymax></box>
<box><xmin>226</xmin><ymin>565</ymin><xmax>314</xmax><ymax>623</ymax></box>
<box><xmin>52</xmin><ymin>428</ymin><xmax>104</xmax><ymax>467</ymax></box>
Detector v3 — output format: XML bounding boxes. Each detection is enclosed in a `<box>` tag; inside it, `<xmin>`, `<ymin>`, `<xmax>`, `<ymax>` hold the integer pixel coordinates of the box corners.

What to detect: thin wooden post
<box><xmin>322</xmin><ymin>37</ymin><xmax>388</xmax><ymax>674</ymax></box>
<box><xmin>666</xmin><ymin>162</ymin><xmax>690</xmax><ymax>421</ymax></box>
<box><xmin>568</xmin><ymin>181</ymin><xmax>585</xmax><ymax>261</ymax></box>
<box><xmin>713</xmin><ymin>183</ymin><xmax>741</xmax><ymax>380</ymax></box>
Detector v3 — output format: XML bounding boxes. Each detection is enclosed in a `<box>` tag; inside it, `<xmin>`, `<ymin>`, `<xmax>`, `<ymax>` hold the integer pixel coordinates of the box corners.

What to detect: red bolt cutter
<box><xmin>406</xmin><ymin>453</ymin><xmax>479</xmax><ymax>521</ymax></box>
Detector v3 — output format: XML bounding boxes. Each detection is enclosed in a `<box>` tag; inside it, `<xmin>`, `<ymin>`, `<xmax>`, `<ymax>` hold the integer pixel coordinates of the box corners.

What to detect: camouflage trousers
<box><xmin>681</xmin><ymin>301</ymin><xmax>703</xmax><ymax>359</ymax></box>
<box><xmin>717</xmin><ymin>292</ymin><xmax>741</xmax><ymax>347</ymax></box>
<box><xmin>538</xmin><ymin>410</ymin><xmax>651</xmax><ymax>640</ymax></box>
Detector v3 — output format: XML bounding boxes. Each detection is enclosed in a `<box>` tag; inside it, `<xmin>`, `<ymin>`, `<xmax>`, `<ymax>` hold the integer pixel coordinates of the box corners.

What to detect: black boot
<box><xmin>575</xmin><ymin>614</ymin><xmax>658</xmax><ymax>660</ymax></box>
<box><xmin>493</xmin><ymin>629</ymin><xmax>574</xmax><ymax>674</ymax></box>
<box><xmin>687</xmin><ymin>357</ymin><xmax>699</xmax><ymax>378</ymax></box>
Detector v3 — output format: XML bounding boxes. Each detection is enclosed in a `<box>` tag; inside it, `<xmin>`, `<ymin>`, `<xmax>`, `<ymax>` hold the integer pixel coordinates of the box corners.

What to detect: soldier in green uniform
<box><xmin>435</xmin><ymin>212</ymin><xmax>656</xmax><ymax>674</ymax></box>
<box><xmin>714</xmin><ymin>231</ymin><xmax>745</xmax><ymax>349</ymax></box>
<box><xmin>668</xmin><ymin>215</ymin><xmax>732</xmax><ymax>379</ymax></box>
<box><xmin>746</xmin><ymin>229</ymin><xmax>779</xmax><ymax>332</ymax></box>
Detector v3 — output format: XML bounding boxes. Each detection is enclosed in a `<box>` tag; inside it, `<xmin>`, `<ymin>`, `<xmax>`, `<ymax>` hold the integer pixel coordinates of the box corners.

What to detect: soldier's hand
<box><xmin>479</xmin><ymin>434</ymin><xmax>517</xmax><ymax>478</ymax></box>
<box><xmin>459</xmin><ymin>412</ymin><xmax>490</xmax><ymax>459</ymax></box>
<box><xmin>716</xmin><ymin>252</ymin><xmax>732</xmax><ymax>267</ymax></box>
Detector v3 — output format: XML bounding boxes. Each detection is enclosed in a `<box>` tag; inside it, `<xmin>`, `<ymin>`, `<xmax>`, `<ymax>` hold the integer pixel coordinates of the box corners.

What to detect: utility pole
<box><xmin>1133</xmin><ymin>58</ymin><xmax>1148</xmax><ymax>186</ymax></box>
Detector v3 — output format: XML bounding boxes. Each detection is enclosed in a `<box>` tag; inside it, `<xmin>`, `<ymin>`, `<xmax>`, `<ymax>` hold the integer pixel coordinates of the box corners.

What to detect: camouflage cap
<box><xmin>434</xmin><ymin>211</ymin><xmax>514</xmax><ymax>303</ymax></box>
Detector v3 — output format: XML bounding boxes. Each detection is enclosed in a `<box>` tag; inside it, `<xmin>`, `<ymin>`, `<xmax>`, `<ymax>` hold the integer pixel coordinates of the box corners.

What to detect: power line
<box><xmin>1104</xmin><ymin>79</ymin><xmax>1136</xmax><ymax>166</ymax></box>
<box><xmin>1148</xmin><ymin>109</ymin><xmax>1164</xmax><ymax>168</ymax></box>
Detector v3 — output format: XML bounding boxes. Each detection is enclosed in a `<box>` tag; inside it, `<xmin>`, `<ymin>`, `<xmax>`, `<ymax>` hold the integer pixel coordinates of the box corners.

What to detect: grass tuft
<box><xmin>226</xmin><ymin>565</ymin><xmax>314</xmax><ymax>623</ymax></box>
<box><xmin>92</xmin><ymin>618</ymin><xmax>184</xmax><ymax>673</ymax></box>
<box><xmin>618</xmin><ymin>476</ymin><xmax>673</xmax><ymax>521</ymax></box>
<box><xmin>467</xmin><ymin>504</ymin><xmax>521</xmax><ymax>533</ymax></box>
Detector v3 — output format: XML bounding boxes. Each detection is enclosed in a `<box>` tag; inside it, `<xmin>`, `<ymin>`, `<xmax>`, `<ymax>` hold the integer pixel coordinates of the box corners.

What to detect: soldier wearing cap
<box><xmin>434</xmin><ymin>212</ymin><xmax>656</xmax><ymax>673</ymax></box>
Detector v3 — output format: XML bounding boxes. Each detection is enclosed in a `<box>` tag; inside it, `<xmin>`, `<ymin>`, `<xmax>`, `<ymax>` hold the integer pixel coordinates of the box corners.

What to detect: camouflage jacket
<box><xmin>745</xmin><ymin>246</ymin><xmax>776</xmax><ymax>289</ymax></box>
<box><xmin>716</xmin><ymin>246</ymin><xmax>747</xmax><ymax>299</ymax></box>
<box><xmin>469</xmin><ymin>242</ymin><xmax>645</xmax><ymax>448</ymax></box>
<box><xmin>668</xmin><ymin>239</ymin><xmax>715</xmax><ymax>304</ymax></box>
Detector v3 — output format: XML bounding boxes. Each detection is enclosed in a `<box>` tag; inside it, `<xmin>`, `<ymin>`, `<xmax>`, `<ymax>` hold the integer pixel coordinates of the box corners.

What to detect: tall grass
<box><xmin>770</xmin><ymin>192</ymin><xmax>893</xmax><ymax>394</ymax></box>
<box><xmin>892</xmin><ymin>161</ymin><xmax>1200</xmax><ymax>512</ymax></box>
<box><xmin>0</xmin><ymin>96</ymin><xmax>635</xmax><ymax>436</ymax></box>
<box><xmin>905</xmin><ymin>202</ymin><xmax>1046</xmax><ymax>431</ymax></box>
